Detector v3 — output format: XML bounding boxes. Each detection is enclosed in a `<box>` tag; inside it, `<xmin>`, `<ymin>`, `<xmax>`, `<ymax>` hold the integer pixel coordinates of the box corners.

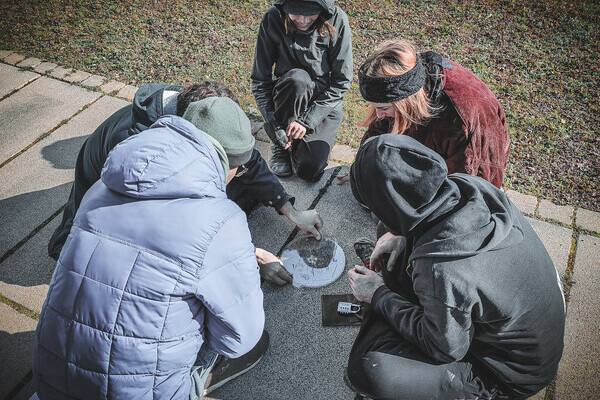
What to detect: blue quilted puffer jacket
<box><xmin>33</xmin><ymin>115</ymin><xmax>264</xmax><ymax>399</ymax></box>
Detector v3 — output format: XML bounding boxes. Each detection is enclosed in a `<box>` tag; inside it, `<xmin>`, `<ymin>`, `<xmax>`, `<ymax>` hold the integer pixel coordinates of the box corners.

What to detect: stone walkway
<box><xmin>0</xmin><ymin>51</ymin><xmax>598</xmax><ymax>400</ymax></box>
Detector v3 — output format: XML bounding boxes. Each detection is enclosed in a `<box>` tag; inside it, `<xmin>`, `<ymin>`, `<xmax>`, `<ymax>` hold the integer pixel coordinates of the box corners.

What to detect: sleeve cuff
<box><xmin>274</xmin><ymin>194</ymin><xmax>294</xmax><ymax>214</ymax></box>
<box><xmin>370</xmin><ymin>285</ymin><xmax>391</xmax><ymax>311</ymax></box>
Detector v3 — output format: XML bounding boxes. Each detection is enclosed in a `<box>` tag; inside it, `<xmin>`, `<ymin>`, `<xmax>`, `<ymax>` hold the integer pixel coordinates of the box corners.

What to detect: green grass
<box><xmin>1</xmin><ymin>0</ymin><xmax>598</xmax><ymax>210</ymax></box>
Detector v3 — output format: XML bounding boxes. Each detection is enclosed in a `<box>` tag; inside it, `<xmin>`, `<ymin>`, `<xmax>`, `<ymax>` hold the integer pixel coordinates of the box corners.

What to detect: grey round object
<box><xmin>281</xmin><ymin>236</ymin><xmax>346</xmax><ymax>288</ymax></box>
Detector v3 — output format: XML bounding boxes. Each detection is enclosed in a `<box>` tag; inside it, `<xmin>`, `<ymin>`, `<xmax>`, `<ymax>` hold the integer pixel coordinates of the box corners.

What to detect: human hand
<box><xmin>286</xmin><ymin>120</ymin><xmax>307</xmax><ymax>141</ymax></box>
<box><xmin>281</xmin><ymin>202</ymin><xmax>323</xmax><ymax>240</ymax></box>
<box><xmin>256</xmin><ymin>248</ymin><xmax>293</xmax><ymax>286</ymax></box>
<box><xmin>370</xmin><ymin>232</ymin><xmax>407</xmax><ymax>272</ymax></box>
<box><xmin>336</xmin><ymin>171</ymin><xmax>350</xmax><ymax>185</ymax></box>
<box><xmin>348</xmin><ymin>265</ymin><xmax>385</xmax><ymax>303</ymax></box>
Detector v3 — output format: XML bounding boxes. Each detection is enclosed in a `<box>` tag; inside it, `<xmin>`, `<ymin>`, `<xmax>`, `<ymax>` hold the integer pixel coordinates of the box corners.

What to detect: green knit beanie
<box><xmin>183</xmin><ymin>97</ymin><xmax>255</xmax><ymax>172</ymax></box>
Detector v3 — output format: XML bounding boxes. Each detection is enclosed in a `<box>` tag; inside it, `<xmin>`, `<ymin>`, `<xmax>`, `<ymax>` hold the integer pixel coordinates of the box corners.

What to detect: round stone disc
<box><xmin>281</xmin><ymin>236</ymin><xmax>346</xmax><ymax>288</ymax></box>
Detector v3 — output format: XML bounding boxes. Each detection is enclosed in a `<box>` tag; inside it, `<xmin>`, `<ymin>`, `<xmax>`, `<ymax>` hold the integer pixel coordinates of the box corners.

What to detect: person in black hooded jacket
<box><xmin>346</xmin><ymin>134</ymin><xmax>565</xmax><ymax>399</ymax></box>
<box><xmin>251</xmin><ymin>0</ymin><xmax>353</xmax><ymax>180</ymax></box>
<box><xmin>47</xmin><ymin>82</ymin><xmax>323</xmax><ymax>285</ymax></box>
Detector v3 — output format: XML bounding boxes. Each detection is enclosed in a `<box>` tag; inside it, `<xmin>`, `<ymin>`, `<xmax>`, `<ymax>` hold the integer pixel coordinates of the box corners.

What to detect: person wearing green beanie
<box><xmin>183</xmin><ymin>97</ymin><xmax>256</xmax><ymax>176</ymax></box>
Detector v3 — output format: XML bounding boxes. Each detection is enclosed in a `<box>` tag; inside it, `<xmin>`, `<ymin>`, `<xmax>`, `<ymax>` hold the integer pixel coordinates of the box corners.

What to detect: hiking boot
<box><xmin>269</xmin><ymin>143</ymin><xmax>292</xmax><ymax>177</ymax></box>
<box><xmin>203</xmin><ymin>330</ymin><xmax>270</xmax><ymax>395</ymax></box>
<box><xmin>353</xmin><ymin>238</ymin><xmax>375</xmax><ymax>269</ymax></box>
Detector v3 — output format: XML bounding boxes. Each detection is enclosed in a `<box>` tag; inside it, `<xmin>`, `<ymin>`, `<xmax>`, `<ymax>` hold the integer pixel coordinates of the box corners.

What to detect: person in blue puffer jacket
<box><xmin>33</xmin><ymin>97</ymin><xmax>267</xmax><ymax>399</ymax></box>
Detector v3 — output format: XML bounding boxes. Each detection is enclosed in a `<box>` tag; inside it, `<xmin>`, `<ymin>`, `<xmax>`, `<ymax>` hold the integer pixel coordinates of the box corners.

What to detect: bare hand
<box><xmin>348</xmin><ymin>265</ymin><xmax>385</xmax><ymax>303</ymax></box>
<box><xmin>370</xmin><ymin>232</ymin><xmax>407</xmax><ymax>272</ymax></box>
<box><xmin>286</xmin><ymin>120</ymin><xmax>307</xmax><ymax>140</ymax></box>
<box><xmin>281</xmin><ymin>202</ymin><xmax>324</xmax><ymax>240</ymax></box>
<box><xmin>336</xmin><ymin>171</ymin><xmax>350</xmax><ymax>185</ymax></box>
<box><xmin>256</xmin><ymin>248</ymin><xmax>292</xmax><ymax>286</ymax></box>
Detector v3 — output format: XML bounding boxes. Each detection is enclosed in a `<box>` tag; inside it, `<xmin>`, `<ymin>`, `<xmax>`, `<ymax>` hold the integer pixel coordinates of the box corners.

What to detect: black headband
<box><xmin>358</xmin><ymin>60</ymin><xmax>427</xmax><ymax>103</ymax></box>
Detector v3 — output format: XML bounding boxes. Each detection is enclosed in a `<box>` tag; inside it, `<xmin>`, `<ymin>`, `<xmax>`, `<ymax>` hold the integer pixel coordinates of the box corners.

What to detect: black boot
<box><xmin>269</xmin><ymin>143</ymin><xmax>292</xmax><ymax>177</ymax></box>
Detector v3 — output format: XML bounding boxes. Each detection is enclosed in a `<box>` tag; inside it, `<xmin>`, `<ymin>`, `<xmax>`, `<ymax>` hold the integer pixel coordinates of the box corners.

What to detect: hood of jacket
<box><xmin>274</xmin><ymin>0</ymin><xmax>335</xmax><ymax>20</ymax></box>
<box><xmin>351</xmin><ymin>134</ymin><xmax>523</xmax><ymax>261</ymax></box>
<box><xmin>101</xmin><ymin>115</ymin><xmax>226</xmax><ymax>200</ymax></box>
<box><xmin>131</xmin><ymin>83</ymin><xmax>182</xmax><ymax>133</ymax></box>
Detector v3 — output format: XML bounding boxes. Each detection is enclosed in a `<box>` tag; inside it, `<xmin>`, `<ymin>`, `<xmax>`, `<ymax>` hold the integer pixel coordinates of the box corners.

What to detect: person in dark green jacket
<box><xmin>251</xmin><ymin>0</ymin><xmax>353</xmax><ymax>180</ymax></box>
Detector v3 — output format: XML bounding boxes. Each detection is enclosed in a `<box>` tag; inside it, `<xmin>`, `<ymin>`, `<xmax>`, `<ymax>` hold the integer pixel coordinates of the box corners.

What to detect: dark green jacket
<box><xmin>251</xmin><ymin>0</ymin><xmax>353</xmax><ymax>130</ymax></box>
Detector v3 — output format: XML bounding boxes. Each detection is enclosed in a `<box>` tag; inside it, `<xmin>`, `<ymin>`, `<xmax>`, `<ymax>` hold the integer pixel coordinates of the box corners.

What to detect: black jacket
<box><xmin>351</xmin><ymin>134</ymin><xmax>565</xmax><ymax>398</ymax></box>
<box><xmin>251</xmin><ymin>0</ymin><xmax>353</xmax><ymax>130</ymax></box>
<box><xmin>48</xmin><ymin>84</ymin><xmax>292</xmax><ymax>260</ymax></box>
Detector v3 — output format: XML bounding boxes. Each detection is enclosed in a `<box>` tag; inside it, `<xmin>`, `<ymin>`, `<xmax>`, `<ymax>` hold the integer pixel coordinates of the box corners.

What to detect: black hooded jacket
<box><xmin>48</xmin><ymin>84</ymin><xmax>292</xmax><ymax>260</ymax></box>
<box><xmin>251</xmin><ymin>0</ymin><xmax>353</xmax><ymax>130</ymax></box>
<box><xmin>350</xmin><ymin>134</ymin><xmax>565</xmax><ymax>398</ymax></box>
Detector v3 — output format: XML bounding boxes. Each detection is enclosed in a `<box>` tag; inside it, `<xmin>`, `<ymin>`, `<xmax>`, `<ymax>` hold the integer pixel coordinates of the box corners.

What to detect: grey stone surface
<box><xmin>576</xmin><ymin>208</ymin><xmax>600</xmax><ymax>233</ymax></box>
<box><xmin>12</xmin><ymin>378</ymin><xmax>35</xmax><ymax>400</ymax></box>
<box><xmin>0</xmin><ymin>51</ymin><xmax>14</xmax><ymax>59</ymax></box>
<box><xmin>0</xmin><ymin>63</ymin><xmax>39</xmax><ymax>98</ymax></box>
<box><xmin>527</xmin><ymin>217</ymin><xmax>573</xmax><ymax>275</ymax></box>
<box><xmin>0</xmin><ymin>303</ymin><xmax>37</xmax><ymax>400</ymax></box>
<box><xmin>506</xmin><ymin>189</ymin><xmax>537</xmax><ymax>215</ymax></box>
<box><xmin>538</xmin><ymin>199</ymin><xmax>574</xmax><ymax>226</ymax></box>
<box><xmin>0</xmin><ymin>217</ymin><xmax>58</xmax><ymax>313</ymax></box>
<box><xmin>528</xmin><ymin>389</ymin><xmax>546</xmax><ymax>400</ymax></box>
<box><xmin>214</xmin><ymin>166</ymin><xmax>371</xmax><ymax>400</ymax></box>
<box><xmin>48</xmin><ymin>65</ymin><xmax>72</xmax><ymax>79</ymax></box>
<box><xmin>33</xmin><ymin>61</ymin><xmax>57</xmax><ymax>74</ymax></box>
<box><xmin>0</xmin><ymin>95</ymin><xmax>128</xmax><ymax>257</ymax></box>
<box><xmin>99</xmin><ymin>79</ymin><xmax>125</xmax><ymax>94</ymax></box>
<box><xmin>556</xmin><ymin>235</ymin><xmax>600</xmax><ymax>400</ymax></box>
<box><xmin>81</xmin><ymin>74</ymin><xmax>105</xmax><ymax>88</ymax></box>
<box><xmin>16</xmin><ymin>57</ymin><xmax>42</xmax><ymax>69</ymax></box>
<box><xmin>330</xmin><ymin>143</ymin><xmax>355</xmax><ymax>164</ymax></box>
<box><xmin>0</xmin><ymin>76</ymin><xmax>99</xmax><ymax>165</ymax></box>
<box><xmin>117</xmin><ymin>84</ymin><xmax>138</xmax><ymax>101</ymax></box>
<box><xmin>63</xmin><ymin>69</ymin><xmax>91</xmax><ymax>83</ymax></box>
<box><xmin>4</xmin><ymin>53</ymin><xmax>26</xmax><ymax>65</ymax></box>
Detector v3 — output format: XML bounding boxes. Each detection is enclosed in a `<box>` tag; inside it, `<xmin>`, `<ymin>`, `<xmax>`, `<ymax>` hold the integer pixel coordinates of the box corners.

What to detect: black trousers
<box><xmin>273</xmin><ymin>68</ymin><xmax>343</xmax><ymax>182</ymax></box>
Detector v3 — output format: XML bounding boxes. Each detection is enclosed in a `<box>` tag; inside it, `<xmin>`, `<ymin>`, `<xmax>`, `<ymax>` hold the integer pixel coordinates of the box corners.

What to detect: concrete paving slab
<box><xmin>81</xmin><ymin>74</ymin><xmax>105</xmax><ymax>88</ymax></box>
<box><xmin>506</xmin><ymin>189</ymin><xmax>537</xmax><ymax>215</ymax></box>
<box><xmin>555</xmin><ymin>235</ymin><xmax>600</xmax><ymax>400</ymax></box>
<box><xmin>12</xmin><ymin>378</ymin><xmax>35</xmax><ymax>400</ymax></box>
<box><xmin>0</xmin><ymin>50</ymin><xmax>14</xmax><ymax>59</ymax></box>
<box><xmin>0</xmin><ymin>217</ymin><xmax>58</xmax><ymax>313</ymax></box>
<box><xmin>0</xmin><ymin>63</ymin><xmax>39</xmax><ymax>98</ymax></box>
<box><xmin>16</xmin><ymin>57</ymin><xmax>42</xmax><ymax>69</ymax></box>
<box><xmin>0</xmin><ymin>76</ymin><xmax>100</xmax><ymax>165</ymax></box>
<box><xmin>117</xmin><ymin>84</ymin><xmax>138</xmax><ymax>101</ymax></box>
<box><xmin>99</xmin><ymin>80</ymin><xmax>125</xmax><ymax>95</ymax></box>
<box><xmin>330</xmin><ymin>143</ymin><xmax>355</xmax><ymax>164</ymax></box>
<box><xmin>48</xmin><ymin>65</ymin><xmax>72</xmax><ymax>80</ymax></box>
<box><xmin>538</xmin><ymin>199</ymin><xmax>574</xmax><ymax>226</ymax></box>
<box><xmin>0</xmin><ymin>95</ymin><xmax>129</xmax><ymax>257</ymax></box>
<box><xmin>0</xmin><ymin>303</ymin><xmax>37</xmax><ymax>400</ymax></box>
<box><xmin>576</xmin><ymin>208</ymin><xmax>600</xmax><ymax>234</ymax></box>
<box><xmin>33</xmin><ymin>62</ymin><xmax>57</xmax><ymax>75</ymax></box>
<box><xmin>63</xmin><ymin>69</ymin><xmax>91</xmax><ymax>83</ymax></box>
<box><xmin>214</xmin><ymin>166</ymin><xmax>373</xmax><ymax>399</ymax></box>
<box><xmin>527</xmin><ymin>217</ymin><xmax>572</xmax><ymax>275</ymax></box>
<box><xmin>4</xmin><ymin>53</ymin><xmax>26</xmax><ymax>65</ymax></box>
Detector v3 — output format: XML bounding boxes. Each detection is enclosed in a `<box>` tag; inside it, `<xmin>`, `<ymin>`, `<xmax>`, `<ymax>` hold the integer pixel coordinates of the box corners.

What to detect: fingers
<box><xmin>336</xmin><ymin>172</ymin><xmax>350</xmax><ymax>185</ymax></box>
<box><xmin>277</xmin><ymin>264</ymin><xmax>293</xmax><ymax>284</ymax></box>
<box><xmin>261</xmin><ymin>262</ymin><xmax>292</xmax><ymax>286</ymax></box>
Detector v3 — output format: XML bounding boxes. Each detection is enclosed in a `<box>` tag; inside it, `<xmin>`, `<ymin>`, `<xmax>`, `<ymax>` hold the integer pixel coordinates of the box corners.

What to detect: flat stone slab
<box><xmin>116</xmin><ymin>84</ymin><xmax>138</xmax><ymax>101</ymax></box>
<box><xmin>81</xmin><ymin>74</ymin><xmax>105</xmax><ymax>88</ymax></box>
<box><xmin>0</xmin><ymin>216</ymin><xmax>58</xmax><ymax>313</ymax></box>
<box><xmin>538</xmin><ymin>199</ymin><xmax>574</xmax><ymax>226</ymax></box>
<box><xmin>0</xmin><ymin>76</ymin><xmax>100</xmax><ymax>165</ymax></box>
<box><xmin>576</xmin><ymin>208</ymin><xmax>600</xmax><ymax>233</ymax></box>
<box><xmin>527</xmin><ymin>217</ymin><xmax>572</xmax><ymax>275</ymax></box>
<box><xmin>16</xmin><ymin>57</ymin><xmax>42</xmax><ymax>69</ymax></box>
<box><xmin>0</xmin><ymin>303</ymin><xmax>38</xmax><ymax>400</ymax></box>
<box><xmin>0</xmin><ymin>95</ymin><xmax>129</xmax><ymax>257</ymax></box>
<box><xmin>0</xmin><ymin>63</ymin><xmax>39</xmax><ymax>99</ymax></box>
<box><xmin>4</xmin><ymin>53</ymin><xmax>26</xmax><ymax>65</ymax></box>
<box><xmin>63</xmin><ymin>69</ymin><xmax>91</xmax><ymax>83</ymax></box>
<box><xmin>506</xmin><ymin>189</ymin><xmax>537</xmax><ymax>215</ymax></box>
<box><xmin>215</xmin><ymin>166</ymin><xmax>372</xmax><ymax>399</ymax></box>
<box><xmin>555</xmin><ymin>235</ymin><xmax>600</xmax><ymax>400</ymax></box>
<box><xmin>99</xmin><ymin>80</ymin><xmax>125</xmax><ymax>95</ymax></box>
<box><xmin>33</xmin><ymin>62</ymin><xmax>57</xmax><ymax>75</ymax></box>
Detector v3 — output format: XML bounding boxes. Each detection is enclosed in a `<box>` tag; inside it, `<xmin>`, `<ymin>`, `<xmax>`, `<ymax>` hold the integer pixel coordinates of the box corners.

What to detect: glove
<box><xmin>256</xmin><ymin>248</ymin><xmax>293</xmax><ymax>286</ymax></box>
